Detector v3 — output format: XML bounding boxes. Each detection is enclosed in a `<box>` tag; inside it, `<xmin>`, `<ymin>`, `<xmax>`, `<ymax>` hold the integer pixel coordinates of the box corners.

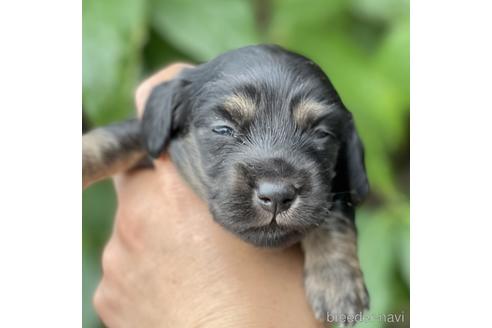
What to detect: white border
<box><xmin>0</xmin><ymin>0</ymin><xmax>81</xmax><ymax>326</ymax></box>
<box><xmin>411</xmin><ymin>0</ymin><xmax>492</xmax><ymax>326</ymax></box>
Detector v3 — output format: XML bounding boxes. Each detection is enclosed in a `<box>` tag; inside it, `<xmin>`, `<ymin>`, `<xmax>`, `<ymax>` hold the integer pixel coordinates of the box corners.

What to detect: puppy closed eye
<box><xmin>212</xmin><ymin>125</ymin><xmax>235</xmax><ymax>136</ymax></box>
<box><xmin>313</xmin><ymin>128</ymin><xmax>335</xmax><ymax>140</ymax></box>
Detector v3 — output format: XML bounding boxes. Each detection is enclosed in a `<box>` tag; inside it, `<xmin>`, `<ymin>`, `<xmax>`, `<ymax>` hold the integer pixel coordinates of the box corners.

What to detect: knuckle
<box><xmin>114</xmin><ymin>209</ymin><xmax>145</xmax><ymax>250</ymax></box>
<box><xmin>92</xmin><ymin>283</ymin><xmax>107</xmax><ymax>315</ymax></box>
<box><xmin>93</xmin><ymin>284</ymin><xmax>114</xmax><ymax>327</ymax></box>
<box><xmin>101</xmin><ymin>242</ymin><xmax>119</xmax><ymax>277</ymax></box>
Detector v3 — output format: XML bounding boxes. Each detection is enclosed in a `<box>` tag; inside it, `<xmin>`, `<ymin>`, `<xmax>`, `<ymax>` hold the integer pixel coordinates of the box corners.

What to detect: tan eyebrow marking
<box><xmin>293</xmin><ymin>99</ymin><xmax>332</xmax><ymax>125</ymax></box>
<box><xmin>223</xmin><ymin>94</ymin><xmax>256</xmax><ymax>121</ymax></box>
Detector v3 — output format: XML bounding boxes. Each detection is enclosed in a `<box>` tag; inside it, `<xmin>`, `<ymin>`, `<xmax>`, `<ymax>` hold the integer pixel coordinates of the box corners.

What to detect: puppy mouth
<box><xmin>237</xmin><ymin>220</ymin><xmax>304</xmax><ymax>248</ymax></box>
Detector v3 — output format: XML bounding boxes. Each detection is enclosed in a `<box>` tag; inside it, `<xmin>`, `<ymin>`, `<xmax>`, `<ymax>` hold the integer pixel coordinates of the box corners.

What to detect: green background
<box><xmin>83</xmin><ymin>0</ymin><xmax>410</xmax><ymax>327</ymax></box>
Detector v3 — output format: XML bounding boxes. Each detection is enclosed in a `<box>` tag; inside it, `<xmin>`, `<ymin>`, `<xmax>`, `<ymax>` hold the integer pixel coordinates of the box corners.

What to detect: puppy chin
<box><xmin>236</xmin><ymin>223</ymin><xmax>304</xmax><ymax>248</ymax></box>
<box><xmin>209</xmin><ymin>202</ymin><xmax>312</xmax><ymax>248</ymax></box>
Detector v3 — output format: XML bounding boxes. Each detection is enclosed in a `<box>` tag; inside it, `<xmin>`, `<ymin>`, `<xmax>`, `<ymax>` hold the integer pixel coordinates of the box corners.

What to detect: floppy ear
<box><xmin>331</xmin><ymin>116</ymin><xmax>369</xmax><ymax>220</ymax></box>
<box><xmin>141</xmin><ymin>79</ymin><xmax>188</xmax><ymax>158</ymax></box>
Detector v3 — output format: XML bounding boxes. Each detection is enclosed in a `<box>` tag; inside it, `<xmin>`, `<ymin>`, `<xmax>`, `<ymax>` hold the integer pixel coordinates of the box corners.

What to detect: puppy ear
<box><xmin>141</xmin><ymin>79</ymin><xmax>188</xmax><ymax>158</ymax></box>
<box><xmin>331</xmin><ymin>116</ymin><xmax>369</xmax><ymax>219</ymax></box>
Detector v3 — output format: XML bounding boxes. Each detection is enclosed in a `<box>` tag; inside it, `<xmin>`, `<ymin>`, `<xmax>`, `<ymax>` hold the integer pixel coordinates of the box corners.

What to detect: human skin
<box><xmin>92</xmin><ymin>64</ymin><xmax>325</xmax><ymax>328</ymax></box>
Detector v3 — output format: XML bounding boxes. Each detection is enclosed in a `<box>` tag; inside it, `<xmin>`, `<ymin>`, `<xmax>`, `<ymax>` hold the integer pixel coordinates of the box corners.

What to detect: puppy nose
<box><xmin>256</xmin><ymin>181</ymin><xmax>297</xmax><ymax>214</ymax></box>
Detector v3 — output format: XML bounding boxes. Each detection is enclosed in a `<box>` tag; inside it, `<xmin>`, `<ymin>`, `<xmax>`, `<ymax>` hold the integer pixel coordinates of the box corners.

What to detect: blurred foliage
<box><xmin>83</xmin><ymin>0</ymin><xmax>409</xmax><ymax>327</ymax></box>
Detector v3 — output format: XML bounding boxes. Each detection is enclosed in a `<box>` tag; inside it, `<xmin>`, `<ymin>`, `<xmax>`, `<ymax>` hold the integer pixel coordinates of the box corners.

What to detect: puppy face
<box><xmin>142</xmin><ymin>45</ymin><xmax>368</xmax><ymax>247</ymax></box>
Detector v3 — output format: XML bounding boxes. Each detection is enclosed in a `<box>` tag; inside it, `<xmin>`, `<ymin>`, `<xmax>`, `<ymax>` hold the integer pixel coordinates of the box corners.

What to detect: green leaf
<box><xmin>142</xmin><ymin>28</ymin><xmax>193</xmax><ymax>75</ymax></box>
<box><xmin>372</xmin><ymin>18</ymin><xmax>410</xmax><ymax>106</ymax></box>
<box><xmin>82</xmin><ymin>254</ymin><xmax>103</xmax><ymax>327</ymax></box>
<box><xmin>393</xmin><ymin>210</ymin><xmax>410</xmax><ymax>286</ymax></box>
<box><xmin>151</xmin><ymin>0</ymin><xmax>261</xmax><ymax>61</ymax></box>
<box><xmin>354</xmin><ymin>202</ymin><xmax>409</xmax><ymax>327</ymax></box>
<box><xmin>351</xmin><ymin>0</ymin><xmax>409</xmax><ymax>23</ymax></box>
<box><xmin>82</xmin><ymin>181</ymin><xmax>116</xmax><ymax>327</ymax></box>
<box><xmin>83</xmin><ymin>181</ymin><xmax>116</xmax><ymax>250</ymax></box>
<box><xmin>356</xmin><ymin>210</ymin><xmax>395</xmax><ymax>327</ymax></box>
<box><xmin>268</xmin><ymin>0</ymin><xmax>348</xmax><ymax>43</ymax></box>
<box><xmin>83</xmin><ymin>0</ymin><xmax>147</xmax><ymax>125</ymax></box>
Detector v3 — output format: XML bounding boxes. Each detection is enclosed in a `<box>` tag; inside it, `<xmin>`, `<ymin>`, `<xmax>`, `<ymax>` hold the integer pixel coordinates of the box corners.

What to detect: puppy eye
<box><xmin>212</xmin><ymin>125</ymin><xmax>235</xmax><ymax>136</ymax></box>
<box><xmin>314</xmin><ymin>129</ymin><xmax>334</xmax><ymax>140</ymax></box>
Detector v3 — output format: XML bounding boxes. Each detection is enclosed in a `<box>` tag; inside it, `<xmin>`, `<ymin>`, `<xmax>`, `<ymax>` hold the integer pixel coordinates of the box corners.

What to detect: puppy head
<box><xmin>142</xmin><ymin>45</ymin><xmax>369</xmax><ymax>247</ymax></box>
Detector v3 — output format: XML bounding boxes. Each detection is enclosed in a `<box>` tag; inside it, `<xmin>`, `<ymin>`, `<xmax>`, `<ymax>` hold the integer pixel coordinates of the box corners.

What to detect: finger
<box><xmin>113</xmin><ymin>168</ymin><xmax>157</xmax><ymax>198</ymax></box>
<box><xmin>93</xmin><ymin>277</ymin><xmax>126</xmax><ymax>328</ymax></box>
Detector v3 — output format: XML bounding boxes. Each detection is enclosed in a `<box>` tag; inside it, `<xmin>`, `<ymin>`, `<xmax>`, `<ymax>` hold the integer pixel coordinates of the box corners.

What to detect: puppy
<box><xmin>83</xmin><ymin>44</ymin><xmax>370</xmax><ymax>325</ymax></box>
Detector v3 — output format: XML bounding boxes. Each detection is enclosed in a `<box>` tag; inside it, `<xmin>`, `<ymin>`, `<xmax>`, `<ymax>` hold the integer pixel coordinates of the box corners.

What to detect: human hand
<box><xmin>92</xmin><ymin>64</ymin><xmax>324</xmax><ymax>328</ymax></box>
